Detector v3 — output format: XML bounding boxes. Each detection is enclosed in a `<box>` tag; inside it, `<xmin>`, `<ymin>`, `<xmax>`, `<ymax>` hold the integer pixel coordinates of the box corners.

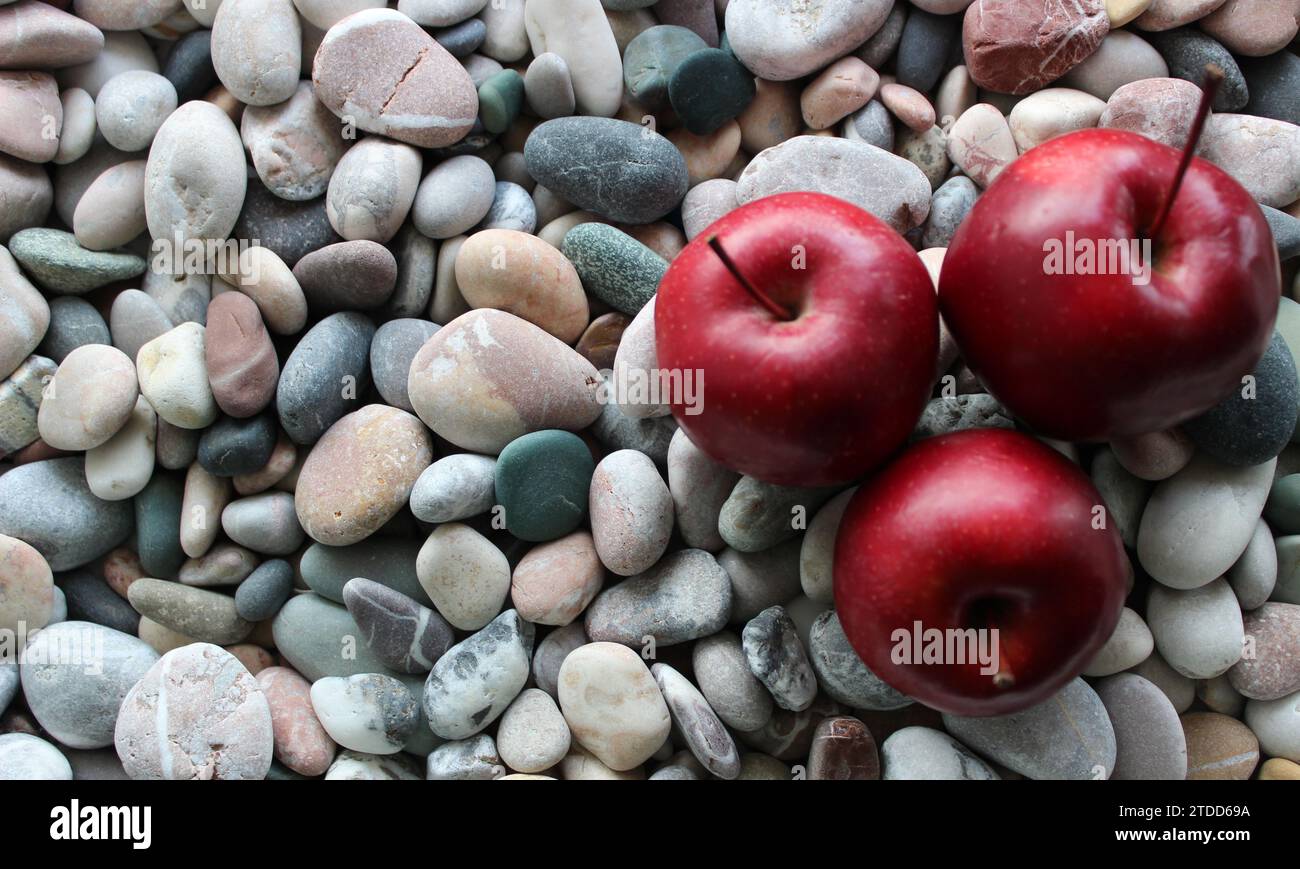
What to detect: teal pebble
<box><xmin>298</xmin><ymin>538</ymin><xmax>431</xmax><ymax>606</ymax></box>
<box><xmin>135</xmin><ymin>471</ymin><xmax>186</xmax><ymax>579</ymax></box>
<box><xmin>561</xmin><ymin>222</ymin><xmax>667</xmax><ymax>315</ymax></box>
<box><xmin>623</xmin><ymin>25</ymin><xmax>707</xmax><ymax>111</ymax></box>
<box><xmin>668</xmin><ymin>48</ymin><xmax>756</xmax><ymax>136</ymax></box>
<box><xmin>1276</xmin><ymin>535</ymin><xmax>1300</xmax><ymax>604</ymax></box>
<box><xmin>479</xmin><ymin>70</ymin><xmax>525</xmax><ymax>135</ymax></box>
<box><xmin>8</xmin><ymin>228</ymin><xmax>146</xmax><ymax>293</ymax></box>
<box><xmin>495</xmin><ymin>430</ymin><xmax>595</xmax><ymax>542</ymax></box>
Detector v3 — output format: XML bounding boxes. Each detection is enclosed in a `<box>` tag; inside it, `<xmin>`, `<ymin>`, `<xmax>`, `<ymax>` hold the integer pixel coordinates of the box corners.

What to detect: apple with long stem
<box><xmin>833</xmin><ymin>428</ymin><xmax>1129</xmax><ymax>716</ymax></box>
<box><xmin>938</xmin><ymin>67</ymin><xmax>1281</xmax><ymax>442</ymax></box>
<box><xmin>654</xmin><ymin>192</ymin><xmax>938</xmax><ymax>486</ymax></box>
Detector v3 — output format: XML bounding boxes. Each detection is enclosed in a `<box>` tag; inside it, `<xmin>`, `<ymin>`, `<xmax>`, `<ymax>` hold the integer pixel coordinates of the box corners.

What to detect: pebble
<box><xmin>1134</xmin><ymin>0</ymin><xmax>1225</xmax><ymax>30</ymax></box>
<box><xmin>691</xmin><ymin>631</ymin><xmax>773</xmax><ymax>732</ymax></box>
<box><xmin>409</xmin><ymin>454</ymin><xmax>495</xmax><ymax>524</ymax></box>
<box><xmin>1227</xmin><ymin>519</ymin><xmax>1276</xmax><ymax>610</ymax></box>
<box><xmin>735</xmin><ymin>693</ymin><xmax>842</xmax><ymax>761</ymax></box>
<box><xmin>416</xmin><ymin>522</ymin><xmax>511</xmax><ymax>631</ymax></box>
<box><xmin>141</xmin><ymin>268</ymin><xmax>210</xmax><ymax>329</ymax></box>
<box><xmin>135</xmin><ymin>470</ymin><xmax>186</xmax><ymax>578</ymax></box>
<box><xmin>946</xmin><ymin>103</ymin><xmax>1018</xmax><ymax>188</ymax></box>
<box><xmin>161</xmin><ymin>29</ymin><xmax>216</xmax><ymax>103</ymax></box>
<box><xmin>115</xmin><ymin>643</ymin><xmax>273</xmax><ymax>780</ymax></box>
<box><xmin>736</xmin><ymin>136</ymin><xmax>931</xmax><ymax>233</ymax></box>
<box><xmin>455</xmin><ymin>228</ymin><xmax>586</xmax><ymax>341</ymax></box>
<box><xmin>665</xmin><ymin>428</ymin><xmax>738</xmax><ymax>552</ymax></box>
<box><xmin>1199</xmin><ymin>673</ymin><xmax>1246</xmax><ymax>717</ymax></box>
<box><xmin>522</xmin><ymin>0</ymin><xmax>622</xmax><ymax>116</ymax></box>
<box><xmin>719</xmin><ymin>541</ymin><xmax>801</xmax><ymax>624</ymax></box>
<box><xmin>232</xmin><ymin>559</ymin><xmax>292</xmax><ymax>622</ymax></box>
<box><xmin>198</xmin><ymin>413</ymin><xmax>277</xmax><ymax>477</ymax></box>
<box><xmin>1098</xmin><ymin>77</ymin><xmax>1203</xmax><ymax>150</ymax></box>
<box><xmin>0</xmin><ymin>457</ymin><xmax>131</xmax><ymax>570</ymax></box>
<box><xmin>325</xmin><ymin>749</ymin><xmax>422</xmax><ymax>780</ymax></box>
<box><xmin>724</xmin><ymin>0</ymin><xmax>892</xmax><ymax>81</ymax></box>
<box><xmin>478</xmin><ymin>70</ymin><xmax>524</xmax><ymax>135</ymax></box>
<box><xmin>1095</xmin><ymin>672</ymin><xmax>1187</xmax><ymax>779</ymax></box>
<box><xmin>0</xmin><ymin>1</ymin><xmax>104</xmax><ymax>69</ymax></box>
<box><xmin>276</xmin><ymin>311</ymin><xmax>374</xmax><ymax>445</ymax></box>
<box><xmin>880</xmin><ymin>726</ymin><xmax>1000</xmax><ymax>780</ymax></box>
<box><xmin>943</xmin><ymin>678</ymin><xmax>1117</xmax><ymax>780</ymax></box>
<box><xmin>84</xmin><ymin>395</ymin><xmax>155</xmax><ymax>501</ymax></box>
<box><xmin>9</xmin><ymin>227</ymin><xmax>144</xmax><ymax>293</ymax></box>
<box><xmin>240</xmin><ymin>82</ymin><xmax>347</xmax><ymax>202</ymax></box>
<box><xmin>741</xmin><ymin>605</ymin><xmax>817</xmax><ymax>712</ymax></box>
<box><xmin>434</xmin><ymin>17</ymin><xmax>486</xmax><ymax>57</ymax></box>
<box><xmin>737</xmin><ymin>78</ymin><xmax>802</xmax><ymax>152</ymax></box>
<box><xmin>36</xmin><ymin>343</ymin><xmax>136</xmax><ymax>452</ymax></box>
<box><xmin>623</xmin><ymin>25</ymin><xmax>704</xmax><ymax>110</ymax></box>
<box><xmin>575</xmin><ymin>312</ymin><xmax>629</xmax><ymax>370</ymax></box>
<box><xmin>1009</xmin><ymin>87</ymin><xmax>1106</xmax><ymax>152</ymax></box>
<box><xmin>719</xmin><ymin>476</ymin><xmax>835</xmax><ymax>553</ymax></box>
<box><xmin>0</xmin><ymin>152</ymin><xmax>52</xmax><ymax>244</ymax></box>
<box><xmin>523</xmin><ymin>117</ymin><xmax>689</xmax><ymax>224</ymax></box>
<box><xmin>128</xmin><ymin>578</ymin><xmax>252</xmax><ymax>645</ymax></box>
<box><xmin>20</xmin><ymin>621</ymin><xmax>157</xmax><ymax>749</ymax></box>
<box><xmin>179</xmin><ymin>542</ymin><xmax>257</xmax><ymax>587</ymax></box>
<box><xmin>808</xmin><ymin>610</ymin><xmax>911</xmax><ymax>711</ymax></box>
<box><xmin>1264</xmin><ymin>205</ymin><xmax>1300</xmax><ymax>260</ymax></box>
<box><xmin>1181</xmin><ymin>711</ymin><xmax>1259</xmax><ymax>780</ymax></box>
<box><xmin>94</xmin><ymin>70</ymin><xmax>176</xmax><ymax>153</ymax></box>
<box><xmin>295</xmin><ymin>404</ymin><xmax>431</xmax><ymax>546</ymax></box>
<box><xmin>557</xmin><ymin>641</ymin><xmax>670</xmax><ymax>770</ymax></box>
<box><xmin>510</xmin><ymin>530</ymin><xmax>604</xmax><ymax>626</ymax></box>
<box><xmin>497</xmin><ymin>688</ymin><xmax>570</xmax><ymax>773</ymax></box>
<box><xmin>1183</xmin><ymin>332</ymin><xmax>1298</xmax><ymax>466</ymax></box>
<box><xmin>1200</xmin><ymin>0</ymin><xmax>1299</xmax><ymax>57</ymax></box>
<box><xmin>422</xmin><ymin>608</ymin><xmax>532</xmax><ymax>739</ymax></box>
<box><xmin>524</xmin><ymin>51</ymin><xmax>575</xmax><ymax>119</ymax></box>
<box><xmin>585</xmin><ymin>548</ymin><xmax>731</xmax><ymax>647</ymax></box>
<box><xmin>478</xmin><ymin>180</ymin><xmax>535</xmax><ymax>233</ymax></box>
<box><xmin>72</xmin><ymin>160</ymin><xmax>147</xmax><ymax>253</ymax></box>
<box><xmin>38</xmin><ymin>298</ymin><xmax>104</xmax><ymax>363</ymax></box>
<box><xmin>1143</xmin><ymin>28</ymin><xmax>1248</xmax><ymax>113</ymax></box>
<box><xmin>561</xmin><ymin>223</ymin><xmax>665</xmax><ymax>316</ymax></box>
<box><xmin>1083</xmin><ymin>607</ymin><xmax>1154</xmax><ymax>677</ymax></box>
<box><xmin>896</xmin><ymin>6</ymin><xmax>960</xmax><ymax>93</ymax></box>
<box><xmin>426</xmin><ymin>735</ymin><xmax>504</xmax><ymax>780</ymax></box>
<box><xmin>1110</xmin><ymin>427</ymin><xmax>1195</xmax><ymax>480</ymax></box>
<box><xmin>342</xmin><ymin>577</ymin><xmax>453</xmax><ymax>674</ymax></box>
<box><xmin>255</xmin><ymin>666</ymin><xmax>336</xmax><ymax>776</ymax></box>
<box><xmin>668</xmin><ymin>47</ymin><xmax>755</xmax><ymax>136</ymax></box>
<box><xmin>408</xmin><ymin>309</ymin><xmax>602</xmax><ymax>453</ymax></box>
<box><xmin>363</xmin><ymin>319</ymin><xmax>436</xmax><ymax>413</ymax></box>
<box><xmin>0</xmin><ymin>532</ymin><xmax>52</xmax><ymax>632</ymax></box>
<box><xmin>310</xmin><ymin>673</ymin><xmax>418</xmax><ymax>755</ymax></box>
<box><xmin>203</xmin><ymin>292</ymin><xmax>277</xmax><ymax>420</ymax></box>
<box><xmin>1060</xmin><ymin>30</ymin><xmax>1168</xmax><ymax>101</ymax></box>
<box><xmin>1137</xmin><ymin>455</ymin><xmax>1274</xmax><ymax>589</ymax></box>
<box><xmin>272</xmin><ymin>593</ymin><xmax>400</xmax><ymax>680</ymax></box>
<box><xmin>681</xmin><ymin>178</ymin><xmax>738</xmax><ymax>241</ymax></box>
<box><xmin>806</xmin><ymin>715</ymin><xmax>879</xmax><ymax>780</ymax></box>
<box><xmin>1244</xmin><ymin>691</ymin><xmax>1300</xmax><ymax>760</ymax></box>
<box><xmin>589</xmin><ymin>449</ymin><xmax>672</xmax><ymax>576</ymax></box>
<box><xmin>962</xmin><ymin>0</ymin><xmax>1109</xmax><ymax>96</ymax></box>
<box><xmin>300</xmin><ymin>536</ymin><xmax>428</xmax><ymax>606</ymax></box>
<box><xmin>1201</xmin><ymin>113</ymin><xmax>1300</xmax><ymax>209</ymax></box>
<box><xmin>60</xmin><ymin>570</ymin><xmax>139</xmax><ymax>634</ymax></box>
<box><xmin>411</xmin><ymin>155</ymin><xmax>495</xmax><ymax>240</ymax></box>
<box><xmin>495</xmin><ymin>429</ymin><xmax>594</xmax><ymax>542</ymax></box>
<box><xmin>222</xmin><ymin>491</ymin><xmax>304</xmax><ymax>556</ymax></box>
<box><xmin>144</xmin><ymin>100</ymin><xmax>246</xmax><ymax>246</ymax></box>
<box><xmin>312</xmin><ymin>8</ymin><xmax>476</xmax><ymax>148</ymax></box>
<box><xmin>653</xmin><ymin>662</ymin><xmax>740</xmax><ymax>779</ymax></box>
<box><xmin>1242</xmin><ymin>51</ymin><xmax>1300</xmax><ymax>127</ymax></box>
<box><xmin>0</xmin><ymin>733</ymin><xmax>72</xmax><ymax>780</ymax></box>
<box><xmin>0</xmin><ymin>355</ymin><xmax>54</xmax><ymax>458</ymax></box>
<box><xmin>326</xmin><ymin>137</ymin><xmax>421</xmax><ymax>243</ymax></box>
<box><xmin>1147</xmin><ymin>578</ymin><xmax>1244</xmax><ymax>679</ymax></box>
<box><xmin>1228</xmin><ymin>603</ymin><xmax>1300</xmax><ymax>700</ymax></box>
<box><xmin>0</xmin><ymin>71</ymin><xmax>60</xmax><ymax>163</ymax></box>
<box><xmin>107</xmin><ymin>289</ymin><xmax>168</xmax><ymax>363</ymax></box>
<box><xmin>232</xmin><ymin>184</ymin><xmax>341</xmax><ymax>269</ymax></box>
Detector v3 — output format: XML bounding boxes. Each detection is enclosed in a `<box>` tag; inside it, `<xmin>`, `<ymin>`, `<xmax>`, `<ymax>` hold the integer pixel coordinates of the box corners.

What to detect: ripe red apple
<box><xmin>938</xmin><ymin>127</ymin><xmax>1280</xmax><ymax>442</ymax></box>
<box><xmin>834</xmin><ymin>428</ymin><xmax>1129</xmax><ymax>716</ymax></box>
<box><xmin>655</xmin><ymin>192</ymin><xmax>938</xmax><ymax>486</ymax></box>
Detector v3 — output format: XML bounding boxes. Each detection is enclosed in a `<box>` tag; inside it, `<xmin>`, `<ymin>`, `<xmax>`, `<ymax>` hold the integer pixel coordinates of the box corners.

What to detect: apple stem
<box><xmin>706</xmin><ymin>235</ymin><xmax>796</xmax><ymax>321</ymax></box>
<box><xmin>1146</xmin><ymin>64</ymin><xmax>1225</xmax><ymax>241</ymax></box>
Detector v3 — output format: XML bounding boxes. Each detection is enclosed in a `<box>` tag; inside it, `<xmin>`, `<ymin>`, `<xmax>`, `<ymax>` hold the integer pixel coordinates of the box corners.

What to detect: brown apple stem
<box><xmin>706</xmin><ymin>235</ymin><xmax>795</xmax><ymax>321</ymax></box>
<box><xmin>1146</xmin><ymin>64</ymin><xmax>1225</xmax><ymax>241</ymax></box>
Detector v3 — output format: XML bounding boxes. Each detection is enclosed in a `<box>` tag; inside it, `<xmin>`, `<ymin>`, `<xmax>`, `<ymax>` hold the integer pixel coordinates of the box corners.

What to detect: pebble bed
<box><xmin>0</xmin><ymin>0</ymin><xmax>1298</xmax><ymax>782</ymax></box>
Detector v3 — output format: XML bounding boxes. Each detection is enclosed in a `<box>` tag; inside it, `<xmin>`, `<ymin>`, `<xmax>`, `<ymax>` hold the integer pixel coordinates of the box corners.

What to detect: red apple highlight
<box><xmin>655</xmin><ymin>192</ymin><xmax>938</xmax><ymax>486</ymax></box>
<box><xmin>938</xmin><ymin>127</ymin><xmax>1280</xmax><ymax>442</ymax></box>
<box><xmin>834</xmin><ymin>428</ymin><xmax>1129</xmax><ymax>716</ymax></box>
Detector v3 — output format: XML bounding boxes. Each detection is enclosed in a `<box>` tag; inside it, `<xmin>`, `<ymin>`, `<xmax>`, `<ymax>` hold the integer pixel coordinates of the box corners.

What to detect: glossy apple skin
<box><xmin>655</xmin><ymin>192</ymin><xmax>938</xmax><ymax>486</ymax></box>
<box><xmin>939</xmin><ymin>128</ymin><xmax>1280</xmax><ymax>442</ymax></box>
<box><xmin>833</xmin><ymin>428</ymin><xmax>1128</xmax><ymax>716</ymax></box>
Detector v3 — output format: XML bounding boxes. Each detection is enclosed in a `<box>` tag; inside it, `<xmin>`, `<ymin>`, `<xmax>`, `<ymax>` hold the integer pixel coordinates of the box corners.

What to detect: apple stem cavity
<box><xmin>992</xmin><ymin>670</ymin><xmax>1015</xmax><ymax>690</ymax></box>
<box><xmin>1146</xmin><ymin>64</ymin><xmax>1225</xmax><ymax>241</ymax></box>
<box><xmin>705</xmin><ymin>235</ymin><xmax>796</xmax><ymax>321</ymax></box>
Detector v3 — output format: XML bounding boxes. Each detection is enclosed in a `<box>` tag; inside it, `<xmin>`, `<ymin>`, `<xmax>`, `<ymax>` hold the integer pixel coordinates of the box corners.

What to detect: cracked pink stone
<box><xmin>312</xmin><ymin>7</ymin><xmax>477</xmax><ymax>149</ymax></box>
<box><xmin>962</xmin><ymin>0</ymin><xmax>1110</xmax><ymax>96</ymax></box>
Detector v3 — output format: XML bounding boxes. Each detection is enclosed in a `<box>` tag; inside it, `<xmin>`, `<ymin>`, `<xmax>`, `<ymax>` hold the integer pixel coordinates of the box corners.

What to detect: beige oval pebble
<box><xmin>37</xmin><ymin>343</ymin><xmax>138</xmax><ymax>451</ymax></box>
<box><xmin>1200</xmin><ymin>113</ymin><xmax>1300</xmax><ymax>208</ymax></box>
<box><xmin>73</xmin><ymin>160</ymin><xmax>147</xmax><ymax>251</ymax></box>
<box><xmin>557</xmin><ymin>641</ymin><xmax>671</xmax><ymax>771</ymax></box>
<box><xmin>0</xmin><ymin>246</ymin><xmax>50</xmax><ymax>380</ymax></box>
<box><xmin>221</xmin><ymin>246</ymin><xmax>308</xmax><ymax>336</ymax></box>
<box><xmin>0</xmin><ymin>533</ymin><xmax>54</xmax><ymax>634</ymax></box>
<box><xmin>801</xmin><ymin>56</ymin><xmax>879</xmax><ymax>131</ymax></box>
<box><xmin>136</xmin><ymin>322</ymin><xmax>218</xmax><ymax>430</ymax></box>
<box><xmin>739</xmin><ymin>78</ymin><xmax>802</xmax><ymax>153</ymax></box>
<box><xmin>455</xmin><ymin>229</ymin><xmax>589</xmax><ymax>343</ymax></box>
<box><xmin>295</xmin><ymin>404</ymin><xmax>433</xmax><ymax>546</ymax></box>
<box><xmin>211</xmin><ymin>0</ymin><xmax>301</xmax><ymax>107</ymax></box>
<box><xmin>879</xmin><ymin>82</ymin><xmax>935</xmax><ymax>133</ymax></box>
<box><xmin>84</xmin><ymin>395</ymin><xmax>156</xmax><ymax>501</ymax></box>
<box><xmin>1008</xmin><ymin>88</ymin><xmax>1107</xmax><ymax>153</ymax></box>
<box><xmin>326</xmin><ymin>137</ymin><xmax>422</xmax><ymax>243</ymax></box>
<box><xmin>416</xmin><ymin>522</ymin><xmax>512</xmax><ymax>631</ymax></box>
<box><xmin>240</xmin><ymin>81</ymin><xmax>349</xmax><ymax>202</ymax></box>
<box><xmin>144</xmin><ymin>100</ymin><xmax>246</xmax><ymax>246</ymax></box>
<box><xmin>1181</xmin><ymin>711</ymin><xmax>1259</xmax><ymax>780</ymax></box>
<box><xmin>407</xmin><ymin>309</ymin><xmax>603</xmax><ymax>454</ymax></box>
<box><xmin>947</xmin><ymin>103</ymin><xmax>1018</xmax><ymax>188</ymax></box>
<box><xmin>511</xmin><ymin>530</ymin><xmax>604</xmax><ymax>626</ymax></box>
<box><xmin>589</xmin><ymin>449</ymin><xmax>673</xmax><ymax>577</ymax></box>
<box><xmin>53</xmin><ymin>87</ymin><xmax>96</xmax><ymax>166</ymax></box>
<box><xmin>180</xmin><ymin>462</ymin><xmax>231</xmax><ymax>559</ymax></box>
<box><xmin>256</xmin><ymin>665</ymin><xmax>337</xmax><ymax>777</ymax></box>
<box><xmin>667</xmin><ymin>121</ymin><xmax>743</xmax><ymax>187</ymax></box>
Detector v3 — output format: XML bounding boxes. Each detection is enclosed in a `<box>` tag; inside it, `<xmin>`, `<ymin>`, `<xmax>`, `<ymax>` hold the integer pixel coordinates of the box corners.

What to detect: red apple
<box><xmin>938</xmin><ymin>127</ymin><xmax>1280</xmax><ymax>442</ymax></box>
<box><xmin>834</xmin><ymin>428</ymin><xmax>1128</xmax><ymax>716</ymax></box>
<box><xmin>655</xmin><ymin>192</ymin><xmax>938</xmax><ymax>486</ymax></box>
